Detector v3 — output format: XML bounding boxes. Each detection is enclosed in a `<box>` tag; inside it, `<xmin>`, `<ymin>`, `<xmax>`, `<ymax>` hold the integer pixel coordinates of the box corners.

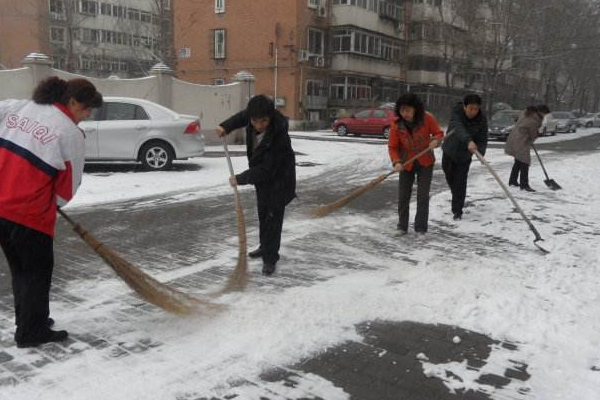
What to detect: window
<box><xmin>140</xmin><ymin>11</ymin><xmax>152</xmax><ymax>23</ymax></box>
<box><xmin>306</xmin><ymin>80</ymin><xmax>324</xmax><ymax>96</ymax></box>
<box><xmin>50</xmin><ymin>27</ymin><xmax>65</xmax><ymax>43</ymax></box>
<box><xmin>308</xmin><ymin>28</ymin><xmax>324</xmax><ymax>56</ymax></box>
<box><xmin>355</xmin><ymin>110</ymin><xmax>370</xmax><ymax>118</ymax></box>
<box><xmin>332</xmin><ymin>28</ymin><xmax>399</xmax><ymax>60</ymax></box>
<box><xmin>128</xmin><ymin>8</ymin><xmax>140</xmax><ymax>21</ymax></box>
<box><xmin>214</xmin><ymin>78</ymin><xmax>226</xmax><ymax>85</ymax></box>
<box><xmin>332</xmin><ymin>29</ymin><xmax>352</xmax><ymax>52</ymax></box>
<box><xmin>372</xmin><ymin>109</ymin><xmax>387</xmax><ymax>118</ymax></box>
<box><xmin>163</xmin><ymin>0</ymin><xmax>171</xmax><ymax>9</ymax></box>
<box><xmin>79</xmin><ymin>0</ymin><xmax>98</xmax><ymax>15</ymax></box>
<box><xmin>179</xmin><ymin>47</ymin><xmax>191</xmax><ymax>58</ymax></box>
<box><xmin>112</xmin><ymin>5</ymin><xmax>124</xmax><ymax>18</ymax></box>
<box><xmin>49</xmin><ymin>0</ymin><xmax>64</xmax><ymax>13</ymax></box>
<box><xmin>104</xmin><ymin>103</ymin><xmax>149</xmax><ymax>121</ymax></box>
<box><xmin>215</xmin><ymin>0</ymin><xmax>225</xmax><ymax>13</ymax></box>
<box><xmin>81</xmin><ymin>28</ymin><xmax>100</xmax><ymax>43</ymax></box>
<box><xmin>308</xmin><ymin>0</ymin><xmax>320</xmax><ymax>7</ymax></box>
<box><xmin>100</xmin><ymin>2</ymin><xmax>111</xmax><ymax>15</ymax></box>
<box><xmin>214</xmin><ymin>29</ymin><xmax>226</xmax><ymax>58</ymax></box>
<box><xmin>330</xmin><ymin>76</ymin><xmax>372</xmax><ymax>101</ymax></box>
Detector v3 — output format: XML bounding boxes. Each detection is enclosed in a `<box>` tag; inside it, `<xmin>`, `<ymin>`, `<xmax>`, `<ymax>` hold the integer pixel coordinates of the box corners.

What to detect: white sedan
<box><xmin>80</xmin><ymin>97</ymin><xmax>204</xmax><ymax>170</ymax></box>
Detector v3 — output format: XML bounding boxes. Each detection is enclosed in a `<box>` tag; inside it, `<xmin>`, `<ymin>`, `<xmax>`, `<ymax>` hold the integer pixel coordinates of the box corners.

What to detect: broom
<box><xmin>310</xmin><ymin>142</ymin><xmax>441</xmax><ymax>218</ymax></box>
<box><xmin>218</xmin><ymin>137</ymin><xmax>248</xmax><ymax>293</ymax></box>
<box><xmin>57</xmin><ymin>208</ymin><xmax>216</xmax><ymax>315</ymax></box>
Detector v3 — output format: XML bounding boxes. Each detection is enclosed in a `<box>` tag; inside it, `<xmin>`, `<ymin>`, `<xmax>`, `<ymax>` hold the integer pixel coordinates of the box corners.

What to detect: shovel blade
<box><xmin>544</xmin><ymin>179</ymin><xmax>562</xmax><ymax>190</ymax></box>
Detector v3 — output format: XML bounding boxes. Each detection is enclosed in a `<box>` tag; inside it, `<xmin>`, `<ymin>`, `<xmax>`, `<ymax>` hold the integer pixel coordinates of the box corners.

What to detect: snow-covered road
<box><xmin>0</xmin><ymin>132</ymin><xmax>598</xmax><ymax>400</ymax></box>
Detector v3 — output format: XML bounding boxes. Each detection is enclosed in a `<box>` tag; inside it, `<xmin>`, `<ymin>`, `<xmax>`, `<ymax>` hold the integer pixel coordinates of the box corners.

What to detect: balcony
<box><xmin>50</xmin><ymin>12</ymin><xmax>67</xmax><ymax>21</ymax></box>
<box><xmin>302</xmin><ymin>95</ymin><xmax>328</xmax><ymax>110</ymax></box>
<box><xmin>378</xmin><ymin>1</ymin><xmax>402</xmax><ymax>22</ymax></box>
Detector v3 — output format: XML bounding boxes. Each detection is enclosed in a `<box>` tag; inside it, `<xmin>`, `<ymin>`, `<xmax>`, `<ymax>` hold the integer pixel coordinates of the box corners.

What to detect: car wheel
<box><xmin>383</xmin><ymin>126</ymin><xmax>391</xmax><ymax>139</ymax></box>
<box><xmin>337</xmin><ymin>125</ymin><xmax>348</xmax><ymax>136</ymax></box>
<box><xmin>586</xmin><ymin>122</ymin><xmax>593</xmax><ymax>128</ymax></box>
<box><xmin>140</xmin><ymin>141</ymin><xmax>174</xmax><ymax>171</ymax></box>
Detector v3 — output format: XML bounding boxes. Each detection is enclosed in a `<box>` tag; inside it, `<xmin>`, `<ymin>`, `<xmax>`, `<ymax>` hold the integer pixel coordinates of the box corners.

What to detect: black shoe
<box><xmin>16</xmin><ymin>329</ymin><xmax>68</xmax><ymax>348</ymax></box>
<box><xmin>509</xmin><ymin>181</ymin><xmax>519</xmax><ymax>187</ymax></box>
<box><xmin>520</xmin><ymin>185</ymin><xmax>535</xmax><ymax>192</ymax></box>
<box><xmin>47</xmin><ymin>317</ymin><xmax>55</xmax><ymax>327</ymax></box>
<box><xmin>262</xmin><ymin>263</ymin><xmax>276</xmax><ymax>276</ymax></box>
<box><xmin>396</xmin><ymin>223</ymin><xmax>407</xmax><ymax>234</ymax></box>
<box><xmin>415</xmin><ymin>229</ymin><xmax>427</xmax><ymax>234</ymax></box>
<box><xmin>248</xmin><ymin>247</ymin><xmax>263</xmax><ymax>259</ymax></box>
<box><xmin>453</xmin><ymin>213</ymin><xmax>462</xmax><ymax>221</ymax></box>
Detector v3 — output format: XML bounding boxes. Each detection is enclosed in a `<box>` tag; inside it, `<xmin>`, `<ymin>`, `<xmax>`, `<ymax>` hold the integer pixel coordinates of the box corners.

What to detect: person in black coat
<box><xmin>441</xmin><ymin>94</ymin><xmax>488</xmax><ymax>220</ymax></box>
<box><xmin>217</xmin><ymin>95</ymin><xmax>296</xmax><ymax>276</ymax></box>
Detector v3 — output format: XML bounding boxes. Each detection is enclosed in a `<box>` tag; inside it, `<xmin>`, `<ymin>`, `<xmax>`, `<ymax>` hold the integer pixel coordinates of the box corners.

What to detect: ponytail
<box><xmin>32</xmin><ymin>76</ymin><xmax>102</xmax><ymax>109</ymax></box>
<box><xmin>32</xmin><ymin>76</ymin><xmax>68</xmax><ymax>105</ymax></box>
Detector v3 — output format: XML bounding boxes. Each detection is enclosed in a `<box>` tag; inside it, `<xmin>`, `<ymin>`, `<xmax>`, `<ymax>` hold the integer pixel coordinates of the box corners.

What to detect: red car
<box><xmin>332</xmin><ymin>107</ymin><xmax>397</xmax><ymax>138</ymax></box>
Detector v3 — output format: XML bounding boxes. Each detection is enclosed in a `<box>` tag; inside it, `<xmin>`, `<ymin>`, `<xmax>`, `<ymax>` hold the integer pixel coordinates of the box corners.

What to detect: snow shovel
<box><xmin>532</xmin><ymin>144</ymin><xmax>562</xmax><ymax>190</ymax></box>
<box><xmin>57</xmin><ymin>208</ymin><xmax>215</xmax><ymax>315</ymax></box>
<box><xmin>220</xmin><ymin>137</ymin><xmax>248</xmax><ymax>292</ymax></box>
<box><xmin>473</xmin><ymin>150</ymin><xmax>549</xmax><ymax>254</ymax></box>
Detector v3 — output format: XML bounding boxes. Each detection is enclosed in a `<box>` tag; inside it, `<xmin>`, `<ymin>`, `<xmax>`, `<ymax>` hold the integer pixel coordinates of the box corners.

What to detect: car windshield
<box><xmin>491</xmin><ymin>112</ymin><xmax>518</xmax><ymax>124</ymax></box>
<box><xmin>553</xmin><ymin>112</ymin><xmax>573</xmax><ymax>119</ymax></box>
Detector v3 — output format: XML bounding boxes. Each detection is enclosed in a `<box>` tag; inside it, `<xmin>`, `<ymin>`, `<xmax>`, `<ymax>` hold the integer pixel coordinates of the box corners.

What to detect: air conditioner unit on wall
<box><xmin>315</xmin><ymin>56</ymin><xmax>325</xmax><ymax>67</ymax></box>
<box><xmin>317</xmin><ymin>5</ymin><xmax>327</xmax><ymax>17</ymax></box>
<box><xmin>298</xmin><ymin>49</ymin><xmax>309</xmax><ymax>62</ymax></box>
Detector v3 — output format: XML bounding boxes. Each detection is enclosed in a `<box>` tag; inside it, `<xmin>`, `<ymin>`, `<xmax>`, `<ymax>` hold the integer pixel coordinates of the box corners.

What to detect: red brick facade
<box><xmin>175</xmin><ymin>0</ymin><xmax>330</xmax><ymax>122</ymax></box>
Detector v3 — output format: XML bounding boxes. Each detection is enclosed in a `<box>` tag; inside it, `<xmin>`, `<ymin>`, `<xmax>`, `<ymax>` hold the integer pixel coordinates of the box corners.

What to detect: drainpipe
<box><xmin>274</xmin><ymin>47</ymin><xmax>278</xmax><ymax>108</ymax></box>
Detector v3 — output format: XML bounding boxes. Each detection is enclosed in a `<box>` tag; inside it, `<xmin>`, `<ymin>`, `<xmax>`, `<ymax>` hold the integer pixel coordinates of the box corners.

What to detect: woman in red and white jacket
<box><xmin>0</xmin><ymin>77</ymin><xmax>102</xmax><ymax>348</ymax></box>
<box><xmin>388</xmin><ymin>93</ymin><xmax>444</xmax><ymax>234</ymax></box>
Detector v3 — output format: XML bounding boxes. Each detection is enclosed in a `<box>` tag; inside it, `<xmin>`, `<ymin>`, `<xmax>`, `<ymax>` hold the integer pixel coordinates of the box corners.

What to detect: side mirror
<box><xmin>350</xmin><ymin>114</ymin><xmax>356</xmax><ymax>118</ymax></box>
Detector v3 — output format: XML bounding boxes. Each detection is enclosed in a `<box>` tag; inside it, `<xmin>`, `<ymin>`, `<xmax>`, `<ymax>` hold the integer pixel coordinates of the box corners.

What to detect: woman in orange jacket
<box><xmin>388</xmin><ymin>93</ymin><xmax>444</xmax><ymax>234</ymax></box>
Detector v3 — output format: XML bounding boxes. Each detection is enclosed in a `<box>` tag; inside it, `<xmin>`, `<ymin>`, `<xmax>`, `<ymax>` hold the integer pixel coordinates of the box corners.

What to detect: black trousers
<box><xmin>0</xmin><ymin>217</ymin><xmax>54</xmax><ymax>343</ymax></box>
<box><xmin>398</xmin><ymin>162</ymin><xmax>433</xmax><ymax>232</ymax></box>
<box><xmin>442</xmin><ymin>153</ymin><xmax>472</xmax><ymax>216</ymax></box>
<box><xmin>509</xmin><ymin>159</ymin><xmax>530</xmax><ymax>188</ymax></box>
<box><xmin>256</xmin><ymin>190</ymin><xmax>286</xmax><ymax>265</ymax></box>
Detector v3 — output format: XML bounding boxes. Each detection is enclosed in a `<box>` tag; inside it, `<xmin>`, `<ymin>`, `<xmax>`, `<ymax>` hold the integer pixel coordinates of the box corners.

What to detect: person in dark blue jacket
<box><xmin>441</xmin><ymin>94</ymin><xmax>488</xmax><ymax>220</ymax></box>
<box><xmin>217</xmin><ymin>95</ymin><xmax>296</xmax><ymax>276</ymax></box>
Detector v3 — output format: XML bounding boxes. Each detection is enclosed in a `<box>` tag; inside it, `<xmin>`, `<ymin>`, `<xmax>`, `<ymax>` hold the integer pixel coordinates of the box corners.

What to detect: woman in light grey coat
<box><xmin>504</xmin><ymin>105</ymin><xmax>550</xmax><ymax>191</ymax></box>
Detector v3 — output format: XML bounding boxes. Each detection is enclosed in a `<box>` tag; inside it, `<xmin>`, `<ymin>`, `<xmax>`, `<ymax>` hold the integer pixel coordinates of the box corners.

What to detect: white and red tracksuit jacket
<box><xmin>0</xmin><ymin>100</ymin><xmax>85</xmax><ymax>237</ymax></box>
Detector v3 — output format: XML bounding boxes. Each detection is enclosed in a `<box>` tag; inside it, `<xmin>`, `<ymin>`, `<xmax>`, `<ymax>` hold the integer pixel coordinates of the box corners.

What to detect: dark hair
<box><xmin>394</xmin><ymin>93</ymin><xmax>425</xmax><ymax>123</ymax></box>
<box><xmin>536</xmin><ymin>104</ymin><xmax>550</xmax><ymax>114</ymax></box>
<box><xmin>246</xmin><ymin>95</ymin><xmax>275</xmax><ymax>119</ymax></box>
<box><xmin>463</xmin><ymin>94</ymin><xmax>482</xmax><ymax>106</ymax></box>
<box><xmin>524</xmin><ymin>106</ymin><xmax>537</xmax><ymax>117</ymax></box>
<box><xmin>33</xmin><ymin>76</ymin><xmax>103</xmax><ymax>109</ymax></box>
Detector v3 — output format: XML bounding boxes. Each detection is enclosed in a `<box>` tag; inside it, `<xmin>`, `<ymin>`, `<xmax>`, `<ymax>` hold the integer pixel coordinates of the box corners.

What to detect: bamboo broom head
<box><xmin>309</xmin><ymin>173</ymin><xmax>389</xmax><ymax>218</ymax></box>
<box><xmin>219</xmin><ymin>194</ymin><xmax>249</xmax><ymax>293</ymax></box>
<box><xmin>72</xmin><ymin>224</ymin><xmax>222</xmax><ymax>315</ymax></box>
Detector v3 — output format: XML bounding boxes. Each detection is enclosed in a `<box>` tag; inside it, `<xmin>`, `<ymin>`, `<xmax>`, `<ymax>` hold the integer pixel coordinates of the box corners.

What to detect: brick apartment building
<box><xmin>175</xmin><ymin>0</ymin><xmax>408</xmax><ymax>127</ymax></box>
<box><xmin>0</xmin><ymin>0</ymin><xmax>173</xmax><ymax>77</ymax></box>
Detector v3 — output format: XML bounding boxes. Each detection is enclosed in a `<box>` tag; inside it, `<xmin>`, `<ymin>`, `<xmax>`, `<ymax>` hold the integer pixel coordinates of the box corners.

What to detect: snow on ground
<box><xmin>3</xmin><ymin>133</ymin><xmax>600</xmax><ymax>400</ymax></box>
<box><xmin>290</xmin><ymin>126</ymin><xmax>600</xmax><ymax>145</ymax></box>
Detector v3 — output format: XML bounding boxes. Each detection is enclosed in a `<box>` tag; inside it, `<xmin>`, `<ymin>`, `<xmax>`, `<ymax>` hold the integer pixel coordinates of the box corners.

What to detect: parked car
<box><xmin>542</xmin><ymin>111</ymin><xmax>578</xmax><ymax>134</ymax></box>
<box><xmin>577</xmin><ymin>112</ymin><xmax>600</xmax><ymax>128</ymax></box>
<box><xmin>332</xmin><ymin>107</ymin><xmax>397</xmax><ymax>138</ymax></box>
<box><xmin>80</xmin><ymin>97</ymin><xmax>204</xmax><ymax>170</ymax></box>
<box><xmin>488</xmin><ymin>110</ymin><xmax>521</xmax><ymax>141</ymax></box>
